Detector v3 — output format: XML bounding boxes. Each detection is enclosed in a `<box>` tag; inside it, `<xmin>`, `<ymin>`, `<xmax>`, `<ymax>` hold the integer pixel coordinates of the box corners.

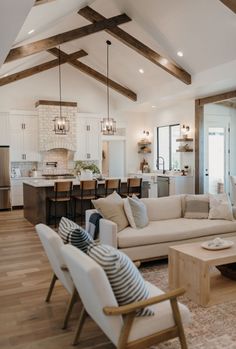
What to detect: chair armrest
<box><xmin>99</xmin><ymin>218</ymin><xmax>118</xmax><ymax>248</ymax></box>
<box><xmin>85</xmin><ymin>209</ymin><xmax>98</xmax><ymax>231</ymax></box>
<box><xmin>103</xmin><ymin>288</ymin><xmax>185</xmax><ymax>316</ymax></box>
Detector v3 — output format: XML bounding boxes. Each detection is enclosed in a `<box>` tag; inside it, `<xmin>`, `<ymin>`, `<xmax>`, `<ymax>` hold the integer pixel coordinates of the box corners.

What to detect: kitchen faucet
<box><xmin>156</xmin><ymin>156</ymin><xmax>166</xmax><ymax>174</ymax></box>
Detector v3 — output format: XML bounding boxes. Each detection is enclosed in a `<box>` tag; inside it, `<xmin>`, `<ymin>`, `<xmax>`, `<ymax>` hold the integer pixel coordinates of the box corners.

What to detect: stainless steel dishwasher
<box><xmin>156</xmin><ymin>176</ymin><xmax>169</xmax><ymax>197</ymax></box>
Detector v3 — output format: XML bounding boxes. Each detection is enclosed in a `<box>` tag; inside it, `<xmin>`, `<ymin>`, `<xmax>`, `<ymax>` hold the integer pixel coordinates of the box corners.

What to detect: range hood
<box><xmin>36</xmin><ymin>100</ymin><xmax>77</xmax><ymax>151</ymax></box>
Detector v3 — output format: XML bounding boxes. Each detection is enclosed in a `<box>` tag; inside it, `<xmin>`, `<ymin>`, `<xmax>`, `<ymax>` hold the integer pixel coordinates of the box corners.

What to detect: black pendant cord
<box><xmin>106</xmin><ymin>40</ymin><xmax>111</xmax><ymax>122</ymax></box>
<box><xmin>58</xmin><ymin>45</ymin><xmax>62</xmax><ymax>120</ymax></box>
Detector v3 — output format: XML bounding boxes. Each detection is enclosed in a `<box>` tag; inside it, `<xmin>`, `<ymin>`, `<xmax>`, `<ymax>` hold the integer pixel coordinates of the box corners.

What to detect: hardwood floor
<box><xmin>0</xmin><ymin>210</ymin><xmax>114</xmax><ymax>349</ymax></box>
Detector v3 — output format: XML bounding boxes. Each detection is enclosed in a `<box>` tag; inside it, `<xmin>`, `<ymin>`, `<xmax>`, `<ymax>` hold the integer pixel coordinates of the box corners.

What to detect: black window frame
<box><xmin>157</xmin><ymin>124</ymin><xmax>180</xmax><ymax>170</ymax></box>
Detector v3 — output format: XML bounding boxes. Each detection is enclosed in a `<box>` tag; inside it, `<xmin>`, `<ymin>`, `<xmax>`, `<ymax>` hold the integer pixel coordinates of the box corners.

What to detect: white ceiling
<box><xmin>0</xmin><ymin>0</ymin><xmax>236</xmax><ymax>111</ymax></box>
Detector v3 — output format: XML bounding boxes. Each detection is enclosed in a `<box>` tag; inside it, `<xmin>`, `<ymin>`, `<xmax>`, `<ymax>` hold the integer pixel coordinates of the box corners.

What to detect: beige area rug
<box><xmin>140</xmin><ymin>261</ymin><xmax>236</xmax><ymax>349</ymax></box>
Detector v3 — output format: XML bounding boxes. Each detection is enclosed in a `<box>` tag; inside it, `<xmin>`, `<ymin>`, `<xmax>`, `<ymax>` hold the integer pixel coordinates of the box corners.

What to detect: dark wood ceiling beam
<box><xmin>219</xmin><ymin>0</ymin><xmax>236</xmax><ymax>13</ymax></box>
<box><xmin>34</xmin><ymin>0</ymin><xmax>56</xmax><ymax>6</ymax></box>
<box><xmin>48</xmin><ymin>47</ymin><xmax>137</xmax><ymax>101</ymax></box>
<box><xmin>78</xmin><ymin>6</ymin><xmax>191</xmax><ymax>85</ymax></box>
<box><xmin>5</xmin><ymin>13</ymin><xmax>131</xmax><ymax>64</ymax></box>
<box><xmin>0</xmin><ymin>50</ymin><xmax>87</xmax><ymax>87</ymax></box>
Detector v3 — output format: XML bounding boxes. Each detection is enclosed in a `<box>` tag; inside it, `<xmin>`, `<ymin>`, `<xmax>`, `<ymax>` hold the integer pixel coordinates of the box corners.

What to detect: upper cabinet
<box><xmin>9</xmin><ymin>111</ymin><xmax>40</xmax><ymax>162</ymax></box>
<box><xmin>74</xmin><ymin>114</ymin><xmax>101</xmax><ymax>161</ymax></box>
<box><xmin>0</xmin><ymin>112</ymin><xmax>10</xmax><ymax>146</ymax></box>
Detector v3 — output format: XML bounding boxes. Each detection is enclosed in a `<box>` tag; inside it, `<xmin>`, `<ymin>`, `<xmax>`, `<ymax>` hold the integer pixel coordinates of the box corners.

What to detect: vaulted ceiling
<box><xmin>0</xmin><ymin>0</ymin><xmax>236</xmax><ymax>111</ymax></box>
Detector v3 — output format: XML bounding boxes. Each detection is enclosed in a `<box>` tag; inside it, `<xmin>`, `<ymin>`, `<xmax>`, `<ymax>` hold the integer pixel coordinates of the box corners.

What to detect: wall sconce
<box><xmin>182</xmin><ymin>124</ymin><xmax>190</xmax><ymax>138</ymax></box>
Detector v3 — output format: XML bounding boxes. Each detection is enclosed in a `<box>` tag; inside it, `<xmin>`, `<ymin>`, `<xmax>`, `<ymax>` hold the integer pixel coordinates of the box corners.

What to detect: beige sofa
<box><xmin>86</xmin><ymin>195</ymin><xmax>236</xmax><ymax>262</ymax></box>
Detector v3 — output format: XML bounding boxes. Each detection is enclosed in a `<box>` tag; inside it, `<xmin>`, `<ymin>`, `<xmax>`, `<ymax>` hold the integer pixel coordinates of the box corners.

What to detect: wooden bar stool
<box><xmin>74</xmin><ymin>180</ymin><xmax>97</xmax><ymax>224</ymax></box>
<box><xmin>122</xmin><ymin>177</ymin><xmax>143</xmax><ymax>198</ymax></box>
<box><xmin>48</xmin><ymin>181</ymin><xmax>73</xmax><ymax>227</ymax></box>
<box><xmin>99</xmin><ymin>178</ymin><xmax>121</xmax><ymax>197</ymax></box>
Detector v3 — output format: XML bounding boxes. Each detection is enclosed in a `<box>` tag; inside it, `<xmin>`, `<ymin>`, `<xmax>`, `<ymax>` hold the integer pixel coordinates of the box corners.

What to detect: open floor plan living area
<box><xmin>0</xmin><ymin>0</ymin><xmax>236</xmax><ymax>348</ymax></box>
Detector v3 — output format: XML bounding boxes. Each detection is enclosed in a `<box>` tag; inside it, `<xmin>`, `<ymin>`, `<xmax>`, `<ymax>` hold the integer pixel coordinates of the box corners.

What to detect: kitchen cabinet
<box><xmin>74</xmin><ymin>115</ymin><xmax>101</xmax><ymax>161</ymax></box>
<box><xmin>0</xmin><ymin>112</ymin><xmax>10</xmax><ymax>146</ymax></box>
<box><xmin>9</xmin><ymin>112</ymin><xmax>40</xmax><ymax>161</ymax></box>
<box><xmin>11</xmin><ymin>179</ymin><xmax>24</xmax><ymax>206</ymax></box>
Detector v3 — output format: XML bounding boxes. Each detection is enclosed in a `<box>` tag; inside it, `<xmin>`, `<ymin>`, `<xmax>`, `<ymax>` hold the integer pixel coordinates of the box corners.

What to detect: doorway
<box><xmin>102</xmin><ymin>140</ymin><xmax>126</xmax><ymax>177</ymax></box>
<box><xmin>203</xmin><ymin>105</ymin><xmax>230</xmax><ymax>194</ymax></box>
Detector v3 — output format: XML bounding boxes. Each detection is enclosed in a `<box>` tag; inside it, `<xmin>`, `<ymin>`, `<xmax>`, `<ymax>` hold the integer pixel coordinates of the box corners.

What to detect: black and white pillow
<box><xmin>87</xmin><ymin>243</ymin><xmax>154</xmax><ymax>317</ymax></box>
<box><xmin>58</xmin><ymin>217</ymin><xmax>94</xmax><ymax>253</ymax></box>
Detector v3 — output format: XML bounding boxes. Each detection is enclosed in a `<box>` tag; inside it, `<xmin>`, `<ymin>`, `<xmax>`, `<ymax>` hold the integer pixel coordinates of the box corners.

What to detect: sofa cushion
<box><xmin>87</xmin><ymin>243</ymin><xmax>154</xmax><ymax>317</ymax></box>
<box><xmin>184</xmin><ymin>194</ymin><xmax>209</xmax><ymax>219</ymax></box>
<box><xmin>124</xmin><ymin>198</ymin><xmax>136</xmax><ymax>228</ymax></box>
<box><xmin>58</xmin><ymin>217</ymin><xmax>94</xmax><ymax>253</ymax></box>
<box><xmin>117</xmin><ymin>218</ymin><xmax>236</xmax><ymax>248</ymax></box>
<box><xmin>128</xmin><ymin>281</ymin><xmax>191</xmax><ymax>342</ymax></box>
<box><xmin>141</xmin><ymin>196</ymin><xmax>182</xmax><ymax>221</ymax></box>
<box><xmin>209</xmin><ymin>193</ymin><xmax>234</xmax><ymax>221</ymax></box>
<box><xmin>92</xmin><ymin>191</ymin><xmax>129</xmax><ymax>232</ymax></box>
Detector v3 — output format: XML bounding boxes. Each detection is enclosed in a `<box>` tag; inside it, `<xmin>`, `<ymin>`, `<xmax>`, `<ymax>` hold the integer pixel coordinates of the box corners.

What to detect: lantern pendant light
<box><xmin>101</xmin><ymin>40</ymin><xmax>116</xmax><ymax>135</ymax></box>
<box><xmin>53</xmin><ymin>46</ymin><xmax>70</xmax><ymax>135</ymax></box>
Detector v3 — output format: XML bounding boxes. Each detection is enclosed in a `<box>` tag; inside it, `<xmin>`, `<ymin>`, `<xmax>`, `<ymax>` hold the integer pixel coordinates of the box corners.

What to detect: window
<box><xmin>157</xmin><ymin>124</ymin><xmax>180</xmax><ymax>170</ymax></box>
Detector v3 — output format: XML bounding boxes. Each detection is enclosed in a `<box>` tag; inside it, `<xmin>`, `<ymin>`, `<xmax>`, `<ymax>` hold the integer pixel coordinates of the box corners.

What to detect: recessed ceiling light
<box><xmin>28</xmin><ymin>29</ymin><xmax>35</xmax><ymax>35</ymax></box>
<box><xmin>139</xmin><ymin>68</ymin><xmax>144</xmax><ymax>74</ymax></box>
<box><xmin>152</xmin><ymin>105</ymin><xmax>157</xmax><ymax>109</ymax></box>
<box><xmin>161</xmin><ymin>58</ymin><xmax>168</xmax><ymax>65</ymax></box>
<box><xmin>177</xmin><ymin>51</ymin><xmax>183</xmax><ymax>57</ymax></box>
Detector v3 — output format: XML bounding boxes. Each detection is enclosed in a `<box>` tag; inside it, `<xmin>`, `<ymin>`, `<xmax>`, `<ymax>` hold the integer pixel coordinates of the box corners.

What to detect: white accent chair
<box><xmin>35</xmin><ymin>223</ymin><xmax>78</xmax><ymax>329</ymax></box>
<box><xmin>230</xmin><ymin>176</ymin><xmax>236</xmax><ymax>206</ymax></box>
<box><xmin>61</xmin><ymin>244</ymin><xmax>191</xmax><ymax>349</ymax></box>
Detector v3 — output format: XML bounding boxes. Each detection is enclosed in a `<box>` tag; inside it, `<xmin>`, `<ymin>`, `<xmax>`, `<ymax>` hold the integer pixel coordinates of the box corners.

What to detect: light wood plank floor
<box><xmin>0</xmin><ymin>210</ymin><xmax>114</xmax><ymax>349</ymax></box>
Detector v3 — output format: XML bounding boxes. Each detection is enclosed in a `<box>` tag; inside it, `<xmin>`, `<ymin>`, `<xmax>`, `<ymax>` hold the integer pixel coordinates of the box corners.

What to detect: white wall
<box><xmin>150</xmin><ymin>99</ymin><xmax>195</xmax><ymax>174</ymax></box>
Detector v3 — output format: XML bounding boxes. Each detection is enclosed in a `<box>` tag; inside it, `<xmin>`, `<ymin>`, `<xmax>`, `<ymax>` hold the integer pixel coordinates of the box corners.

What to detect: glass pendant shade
<box><xmin>53</xmin><ymin>46</ymin><xmax>70</xmax><ymax>135</ymax></box>
<box><xmin>101</xmin><ymin>40</ymin><xmax>116</xmax><ymax>136</ymax></box>
<box><xmin>53</xmin><ymin>116</ymin><xmax>70</xmax><ymax>135</ymax></box>
<box><xmin>101</xmin><ymin>117</ymin><xmax>116</xmax><ymax>135</ymax></box>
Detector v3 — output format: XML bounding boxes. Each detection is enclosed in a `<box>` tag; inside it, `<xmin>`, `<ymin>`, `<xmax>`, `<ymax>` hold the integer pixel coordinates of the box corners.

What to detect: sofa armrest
<box><xmin>99</xmin><ymin>218</ymin><xmax>118</xmax><ymax>248</ymax></box>
<box><xmin>85</xmin><ymin>209</ymin><xmax>98</xmax><ymax>231</ymax></box>
<box><xmin>233</xmin><ymin>207</ymin><xmax>236</xmax><ymax>220</ymax></box>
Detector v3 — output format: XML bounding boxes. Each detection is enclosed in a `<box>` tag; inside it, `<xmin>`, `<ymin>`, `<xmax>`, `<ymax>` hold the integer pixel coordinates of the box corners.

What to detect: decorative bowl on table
<box><xmin>201</xmin><ymin>237</ymin><xmax>234</xmax><ymax>250</ymax></box>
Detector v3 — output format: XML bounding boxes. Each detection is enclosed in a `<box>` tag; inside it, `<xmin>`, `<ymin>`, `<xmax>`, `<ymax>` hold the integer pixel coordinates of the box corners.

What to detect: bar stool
<box><xmin>99</xmin><ymin>178</ymin><xmax>121</xmax><ymax>197</ymax></box>
<box><xmin>122</xmin><ymin>177</ymin><xmax>143</xmax><ymax>198</ymax></box>
<box><xmin>73</xmin><ymin>180</ymin><xmax>97</xmax><ymax>224</ymax></box>
<box><xmin>48</xmin><ymin>181</ymin><xmax>73</xmax><ymax>227</ymax></box>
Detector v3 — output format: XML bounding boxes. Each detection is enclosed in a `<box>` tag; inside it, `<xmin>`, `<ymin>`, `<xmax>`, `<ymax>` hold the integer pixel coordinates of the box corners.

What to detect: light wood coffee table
<box><xmin>168</xmin><ymin>237</ymin><xmax>236</xmax><ymax>307</ymax></box>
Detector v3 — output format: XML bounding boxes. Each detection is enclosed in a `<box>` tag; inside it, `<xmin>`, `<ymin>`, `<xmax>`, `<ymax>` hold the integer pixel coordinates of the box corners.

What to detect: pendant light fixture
<box><xmin>53</xmin><ymin>46</ymin><xmax>70</xmax><ymax>135</ymax></box>
<box><xmin>101</xmin><ymin>40</ymin><xmax>116</xmax><ymax>135</ymax></box>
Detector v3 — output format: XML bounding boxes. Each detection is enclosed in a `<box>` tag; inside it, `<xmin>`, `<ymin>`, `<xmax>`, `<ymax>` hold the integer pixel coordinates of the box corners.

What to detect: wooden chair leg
<box><xmin>62</xmin><ymin>288</ymin><xmax>78</xmax><ymax>329</ymax></box>
<box><xmin>117</xmin><ymin>312</ymin><xmax>136</xmax><ymax>349</ymax></box>
<box><xmin>170</xmin><ymin>298</ymin><xmax>188</xmax><ymax>349</ymax></box>
<box><xmin>72</xmin><ymin>306</ymin><xmax>88</xmax><ymax>346</ymax></box>
<box><xmin>45</xmin><ymin>273</ymin><xmax>57</xmax><ymax>303</ymax></box>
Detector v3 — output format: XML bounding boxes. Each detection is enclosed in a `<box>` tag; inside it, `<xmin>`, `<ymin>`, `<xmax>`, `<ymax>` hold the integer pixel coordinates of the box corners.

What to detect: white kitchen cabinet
<box><xmin>9</xmin><ymin>112</ymin><xmax>40</xmax><ymax>161</ymax></box>
<box><xmin>74</xmin><ymin>115</ymin><xmax>101</xmax><ymax>161</ymax></box>
<box><xmin>0</xmin><ymin>112</ymin><xmax>10</xmax><ymax>146</ymax></box>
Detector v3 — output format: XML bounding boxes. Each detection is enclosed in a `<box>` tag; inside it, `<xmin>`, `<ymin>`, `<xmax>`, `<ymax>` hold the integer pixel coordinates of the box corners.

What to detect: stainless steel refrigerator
<box><xmin>0</xmin><ymin>146</ymin><xmax>11</xmax><ymax>209</ymax></box>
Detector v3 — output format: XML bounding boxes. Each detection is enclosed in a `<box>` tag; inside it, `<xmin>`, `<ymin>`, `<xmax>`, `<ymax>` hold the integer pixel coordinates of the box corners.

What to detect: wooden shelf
<box><xmin>176</xmin><ymin>138</ymin><xmax>193</xmax><ymax>142</ymax></box>
<box><xmin>176</xmin><ymin>149</ymin><xmax>193</xmax><ymax>152</ymax></box>
<box><xmin>138</xmin><ymin>141</ymin><xmax>152</xmax><ymax>145</ymax></box>
<box><xmin>138</xmin><ymin>150</ymin><xmax>151</xmax><ymax>154</ymax></box>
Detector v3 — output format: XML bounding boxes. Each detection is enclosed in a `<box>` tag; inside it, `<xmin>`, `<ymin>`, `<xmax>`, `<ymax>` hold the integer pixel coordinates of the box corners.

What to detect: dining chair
<box><xmin>73</xmin><ymin>180</ymin><xmax>97</xmax><ymax>224</ymax></box>
<box><xmin>35</xmin><ymin>223</ymin><xmax>78</xmax><ymax>329</ymax></box>
<box><xmin>61</xmin><ymin>244</ymin><xmax>191</xmax><ymax>348</ymax></box>
<box><xmin>99</xmin><ymin>178</ymin><xmax>121</xmax><ymax>197</ymax></box>
<box><xmin>48</xmin><ymin>181</ymin><xmax>73</xmax><ymax>227</ymax></box>
<box><xmin>122</xmin><ymin>177</ymin><xmax>142</xmax><ymax>198</ymax></box>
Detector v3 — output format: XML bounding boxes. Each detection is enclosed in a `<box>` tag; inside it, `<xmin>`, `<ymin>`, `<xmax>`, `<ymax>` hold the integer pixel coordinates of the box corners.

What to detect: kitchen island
<box><xmin>23</xmin><ymin>178</ymin><xmax>149</xmax><ymax>225</ymax></box>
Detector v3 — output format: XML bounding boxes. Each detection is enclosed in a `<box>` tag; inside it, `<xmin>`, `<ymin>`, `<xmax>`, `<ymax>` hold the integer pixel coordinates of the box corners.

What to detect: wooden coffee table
<box><xmin>168</xmin><ymin>237</ymin><xmax>236</xmax><ymax>307</ymax></box>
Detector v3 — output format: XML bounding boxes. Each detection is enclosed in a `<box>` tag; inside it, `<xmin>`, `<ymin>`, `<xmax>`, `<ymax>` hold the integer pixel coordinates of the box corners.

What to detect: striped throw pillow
<box><xmin>87</xmin><ymin>243</ymin><xmax>154</xmax><ymax>317</ymax></box>
<box><xmin>58</xmin><ymin>217</ymin><xmax>94</xmax><ymax>253</ymax></box>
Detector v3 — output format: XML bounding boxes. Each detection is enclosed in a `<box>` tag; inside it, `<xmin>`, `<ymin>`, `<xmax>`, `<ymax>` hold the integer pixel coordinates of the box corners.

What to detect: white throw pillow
<box><xmin>127</xmin><ymin>195</ymin><xmax>149</xmax><ymax>229</ymax></box>
<box><xmin>208</xmin><ymin>193</ymin><xmax>234</xmax><ymax>221</ymax></box>
<box><xmin>123</xmin><ymin>198</ymin><xmax>136</xmax><ymax>228</ymax></box>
